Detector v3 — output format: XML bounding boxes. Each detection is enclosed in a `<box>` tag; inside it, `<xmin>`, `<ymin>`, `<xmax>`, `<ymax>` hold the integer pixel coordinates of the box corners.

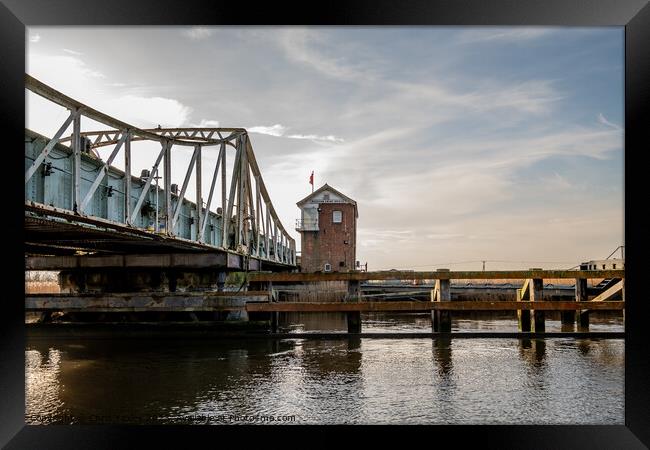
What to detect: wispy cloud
<box><xmin>248</xmin><ymin>123</ymin><xmax>344</xmax><ymax>143</ymax></box>
<box><xmin>192</xmin><ymin>119</ymin><xmax>221</xmax><ymax>128</ymax></box>
<box><xmin>540</xmin><ymin>172</ymin><xmax>573</xmax><ymax>191</ymax></box>
<box><xmin>102</xmin><ymin>95</ymin><xmax>192</xmax><ymax>128</ymax></box>
<box><xmin>457</xmin><ymin>28</ymin><xmax>553</xmax><ymax>44</ymax></box>
<box><xmin>598</xmin><ymin>113</ymin><xmax>622</xmax><ymax>130</ymax></box>
<box><xmin>287</xmin><ymin>134</ymin><xmax>343</xmax><ymax>143</ymax></box>
<box><xmin>27</xmin><ymin>53</ymin><xmax>192</xmax><ymax>131</ymax></box>
<box><xmin>278</xmin><ymin>28</ymin><xmax>376</xmax><ymax>82</ymax></box>
<box><xmin>183</xmin><ymin>27</ymin><xmax>215</xmax><ymax>40</ymax></box>
<box><xmin>63</xmin><ymin>48</ymin><xmax>82</xmax><ymax>56</ymax></box>
<box><xmin>249</xmin><ymin>124</ymin><xmax>287</xmax><ymax>137</ymax></box>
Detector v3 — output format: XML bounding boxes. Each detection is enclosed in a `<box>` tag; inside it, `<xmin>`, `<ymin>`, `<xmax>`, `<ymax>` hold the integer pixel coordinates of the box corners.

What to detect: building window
<box><xmin>613</xmin><ymin>264</ymin><xmax>616</xmax><ymax>269</ymax></box>
<box><xmin>323</xmin><ymin>193</ymin><xmax>330</xmax><ymax>201</ymax></box>
<box><xmin>602</xmin><ymin>264</ymin><xmax>606</xmax><ymax>270</ymax></box>
<box><xmin>324</xmin><ymin>263</ymin><xmax>332</xmax><ymax>272</ymax></box>
<box><xmin>333</xmin><ymin>210</ymin><xmax>342</xmax><ymax>223</ymax></box>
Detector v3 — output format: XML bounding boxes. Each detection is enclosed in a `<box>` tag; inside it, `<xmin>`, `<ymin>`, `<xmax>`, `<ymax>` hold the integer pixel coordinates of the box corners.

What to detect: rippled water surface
<box><xmin>26</xmin><ymin>313</ymin><xmax>624</xmax><ymax>424</ymax></box>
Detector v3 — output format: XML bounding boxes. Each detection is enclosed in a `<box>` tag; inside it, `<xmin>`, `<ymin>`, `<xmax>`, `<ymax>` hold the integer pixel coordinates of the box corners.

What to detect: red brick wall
<box><xmin>300</xmin><ymin>202</ymin><xmax>356</xmax><ymax>272</ymax></box>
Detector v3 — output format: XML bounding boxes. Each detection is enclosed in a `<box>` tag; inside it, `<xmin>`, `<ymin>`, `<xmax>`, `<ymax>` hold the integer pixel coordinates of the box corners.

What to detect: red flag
<box><xmin>309</xmin><ymin>171</ymin><xmax>314</xmax><ymax>186</ymax></box>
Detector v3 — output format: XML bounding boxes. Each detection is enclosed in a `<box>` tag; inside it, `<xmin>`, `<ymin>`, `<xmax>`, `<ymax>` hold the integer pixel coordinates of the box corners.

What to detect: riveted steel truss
<box><xmin>25</xmin><ymin>74</ymin><xmax>296</xmax><ymax>265</ymax></box>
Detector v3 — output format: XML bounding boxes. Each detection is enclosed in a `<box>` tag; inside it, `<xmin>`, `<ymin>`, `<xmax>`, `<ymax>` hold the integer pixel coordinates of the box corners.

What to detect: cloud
<box><xmin>27</xmin><ymin>53</ymin><xmax>192</xmax><ymax>133</ymax></box>
<box><xmin>101</xmin><ymin>95</ymin><xmax>192</xmax><ymax>128</ymax></box>
<box><xmin>248</xmin><ymin>123</ymin><xmax>344</xmax><ymax>143</ymax></box>
<box><xmin>286</xmin><ymin>134</ymin><xmax>344</xmax><ymax>143</ymax></box>
<box><xmin>192</xmin><ymin>119</ymin><xmax>221</xmax><ymax>128</ymax></box>
<box><xmin>183</xmin><ymin>27</ymin><xmax>216</xmax><ymax>40</ymax></box>
<box><xmin>457</xmin><ymin>28</ymin><xmax>552</xmax><ymax>44</ymax></box>
<box><xmin>276</xmin><ymin>29</ymin><xmax>562</xmax><ymax>120</ymax></box>
<box><xmin>598</xmin><ymin>113</ymin><xmax>622</xmax><ymax>130</ymax></box>
<box><xmin>29</xmin><ymin>33</ymin><xmax>40</xmax><ymax>43</ymax></box>
<box><xmin>249</xmin><ymin>124</ymin><xmax>287</xmax><ymax>137</ymax></box>
<box><xmin>63</xmin><ymin>48</ymin><xmax>82</xmax><ymax>56</ymax></box>
<box><xmin>540</xmin><ymin>172</ymin><xmax>573</xmax><ymax>191</ymax></box>
<box><xmin>277</xmin><ymin>28</ymin><xmax>375</xmax><ymax>82</ymax></box>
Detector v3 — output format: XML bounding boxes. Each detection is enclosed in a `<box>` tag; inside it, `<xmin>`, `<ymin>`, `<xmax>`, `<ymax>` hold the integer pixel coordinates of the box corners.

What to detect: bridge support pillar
<box><xmin>530</xmin><ymin>277</ymin><xmax>545</xmax><ymax>333</ymax></box>
<box><xmin>432</xmin><ymin>269</ymin><xmax>451</xmax><ymax>332</ymax></box>
<box><xmin>347</xmin><ymin>311</ymin><xmax>361</xmax><ymax>333</ymax></box>
<box><xmin>575</xmin><ymin>278</ymin><xmax>589</xmax><ymax>330</ymax></box>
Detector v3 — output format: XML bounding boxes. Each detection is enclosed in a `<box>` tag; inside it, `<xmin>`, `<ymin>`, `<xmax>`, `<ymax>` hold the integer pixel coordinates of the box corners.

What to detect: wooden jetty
<box><xmin>26</xmin><ymin>268</ymin><xmax>625</xmax><ymax>335</ymax></box>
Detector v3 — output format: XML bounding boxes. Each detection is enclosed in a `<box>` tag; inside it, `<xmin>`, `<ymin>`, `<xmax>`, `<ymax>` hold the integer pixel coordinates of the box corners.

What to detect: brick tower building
<box><xmin>296</xmin><ymin>184</ymin><xmax>358</xmax><ymax>273</ymax></box>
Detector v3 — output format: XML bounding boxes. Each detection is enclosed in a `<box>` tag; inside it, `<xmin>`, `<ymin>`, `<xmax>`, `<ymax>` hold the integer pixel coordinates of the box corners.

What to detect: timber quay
<box><xmin>26</xmin><ymin>268</ymin><xmax>625</xmax><ymax>337</ymax></box>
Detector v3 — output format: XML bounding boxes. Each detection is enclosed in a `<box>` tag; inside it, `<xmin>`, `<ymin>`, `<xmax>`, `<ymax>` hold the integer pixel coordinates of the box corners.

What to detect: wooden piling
<box><xmin>530</xmin><ymin>277</ymin><xmax>545</xmax><ymax>333</ymax></box>
<box><xmin>576</xmin><ymin>278</ymin><xmax>589</xmax><ymax>329</ymax></box>
<box><xmin>347</xmin><ymin>279</ymin><xmax>362</xmax><ymax>333</ymax></box>
<box><xmin>347</xmin><ymin>280</ymin><xmax>360</xmax><ymax>302</ymax></box>
<box><xmin>270</xmin><ymin>311</ymin><xmax>279</xmax><ymax>333</ymax></box>
<box><xmin>347</xmin><ymin>311</ymin><xmax>361</xmax><ymax>333</ymax></box>
<box><xmin>431</xmin><ymin>269</ymin><xmax>451</xmax><ymax>332</ymax></box>
<box><xmin>517</xmin><ymin>280</ymin><xmax>531</xmax><ymax>332</ymax></box>
<box><xmin>431</xmin><ymin>287</ymin><xmax>439</xmax><ymax>331</ymax></box>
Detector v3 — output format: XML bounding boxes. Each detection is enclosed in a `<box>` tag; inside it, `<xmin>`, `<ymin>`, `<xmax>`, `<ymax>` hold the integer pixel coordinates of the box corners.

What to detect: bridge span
<box><xmin>25</xmin><ymin>74</ymin><xmax>296</xmax><ymax>273</ymax></box>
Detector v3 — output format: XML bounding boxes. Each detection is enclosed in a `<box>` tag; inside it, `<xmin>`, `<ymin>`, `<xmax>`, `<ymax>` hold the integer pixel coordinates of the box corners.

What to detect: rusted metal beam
<box><xmin>25</xmin><ymin>251</ymin><xmax>294</xmax><ymax>270</ymax></box>
<box><xmin>248</xmin><ymin>270</ymin><xmax>625</xmax><ymax>282</ymax></box>
<box><xmin>26</xmin><ymin>292</ymin><xmax>269</xmax><ymax>312</ymax></box>
<box><xmin>245</xmin><ymin>300</ymin><xmax>624</xmax><ymax>312</ymax></box>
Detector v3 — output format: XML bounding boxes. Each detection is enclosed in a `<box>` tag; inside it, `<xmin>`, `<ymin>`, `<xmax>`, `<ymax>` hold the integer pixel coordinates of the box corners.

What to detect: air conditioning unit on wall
<box><xmin>324</xmin><ymin>263</ymin><xmax>332</xmax><ymax>272</ymax></box>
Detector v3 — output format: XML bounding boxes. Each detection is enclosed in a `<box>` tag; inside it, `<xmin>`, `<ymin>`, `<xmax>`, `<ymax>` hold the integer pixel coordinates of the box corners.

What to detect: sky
<box><xmin>25</xmin><ymin>26</ymin><xmax>624</xmax><ymax>271</ymax></box>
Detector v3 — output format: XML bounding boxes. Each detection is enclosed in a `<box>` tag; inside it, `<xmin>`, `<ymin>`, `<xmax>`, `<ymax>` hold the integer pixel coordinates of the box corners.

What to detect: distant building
<box><xmin>580</xmin><ymin>259</ymin><xmax>624</xmax><ymax>270</ymax></box>
<box><xmin>296</xmin><ymin>184</ymin><xmax>358</xmax><ymax>273</ymax></box>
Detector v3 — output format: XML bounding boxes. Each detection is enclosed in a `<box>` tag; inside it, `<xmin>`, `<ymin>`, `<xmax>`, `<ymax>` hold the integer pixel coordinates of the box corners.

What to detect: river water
<box><xmin>26</xmin><ymin>312</ymin><xmax>624</xmax><ymax>425</ymax></box>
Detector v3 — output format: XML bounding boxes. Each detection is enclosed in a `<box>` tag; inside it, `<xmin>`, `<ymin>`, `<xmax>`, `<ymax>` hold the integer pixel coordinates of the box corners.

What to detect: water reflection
<box><xmin>519</xmin><ymin>339</ymin><xmax>547</xmax><ymax>368</ymax></box>
<box><xmin>432</xmin><ymin>337</ymin><xmax>453</xmax><ymax>377</ymax></box>
<box><xmin>26</xmin><ymin>313</ymin><xmax>624</xmax><ymax>425</ymax></box>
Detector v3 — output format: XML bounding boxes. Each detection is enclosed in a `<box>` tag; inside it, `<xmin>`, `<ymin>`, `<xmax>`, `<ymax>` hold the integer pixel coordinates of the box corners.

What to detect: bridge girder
<box><xmin>25</xmin><ymin>74</ymin><xmax>296</xmax><ymax>268</ymax></box>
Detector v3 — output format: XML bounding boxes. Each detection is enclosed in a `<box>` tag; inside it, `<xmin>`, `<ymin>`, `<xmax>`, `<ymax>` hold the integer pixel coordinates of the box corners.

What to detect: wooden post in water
<box><xmin>561</xmin><ymin>284</ymin><xmax>576</xmax><ymax>326</ymax></box>
<box><xmin>575</xmin><ymin>278</ymin><xmax>589</xmax><ymax>329</ymax></box>
<box><xmin>432</xmin><ymin>269</ymin><xmax>451</xmax><ymax>332</ymax></box>
<box><xmin>431</xmin><ymin>286</ymin><xmax>439</xmax><ymax>331</ymax></box>
<box><xmin>270</xmin><ymin>311</ymin><xmax>279</xmax><ymax>333</ymax></box>
<box><xmin>517</xmin><ymin>280</ymin><xmax>531</xmax><ymax>332</ymax></box>
<box><xmin>347</xmin><ymin>279</ymin><xmax>361</xmax><ymax>333</ymax></box>
<box><xmin>268</xmin><ymin>280</ymin><xmax>279</xmax><ymax>332</ymax></box>
<box><xmin>347</xmin><ymin>312</ymin><xmax>361</xmax><ymax>333</ymax></box>
<box><xmin>530</xmin><ymin>275</ymin><xmax>545</xmax><ymax>333</ymax></box>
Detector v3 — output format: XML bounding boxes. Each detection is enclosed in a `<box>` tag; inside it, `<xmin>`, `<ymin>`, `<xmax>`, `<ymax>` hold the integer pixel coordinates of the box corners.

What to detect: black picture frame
<box><xmin>1</xmin><ymin>0</ymin><xmax>648</xmax><ymax>448</ymax></box>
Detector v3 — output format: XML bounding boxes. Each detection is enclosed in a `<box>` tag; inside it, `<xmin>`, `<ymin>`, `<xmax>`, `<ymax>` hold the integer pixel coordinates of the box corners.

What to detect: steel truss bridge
<box><xmin>25</xmin><ymin>74</ymin><xmax>296</xmax><ymax>271</ymax></box>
